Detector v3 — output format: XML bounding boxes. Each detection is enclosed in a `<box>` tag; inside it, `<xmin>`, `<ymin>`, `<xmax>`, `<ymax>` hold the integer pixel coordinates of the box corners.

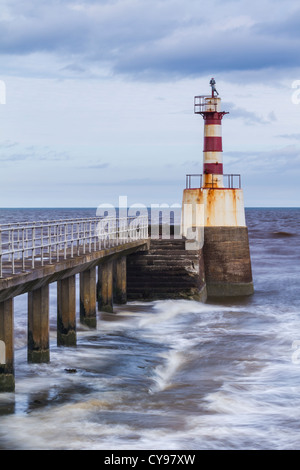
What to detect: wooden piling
<box><xmin>28</xmin><ymin>285</ymin><xmax>50</xmax><ymax>363</ymax></box>
<box><xmin>80</xmin><ymin>267</ymin><xmax>97</xmax><ymax>328</ymax></box>
<box><xmin>115</xmin><ymin>256</ymin><xmax>127</xmax><ymax>304</ymax></box>
<box><xmin>0</xmin><ymin>299</ymin><xmax>15</xmax><ymax>392</ymax></box>
<box><xmin>97</xmin><ymin>265</ymin><xmax>102</xmax><ymax>311</ymax></box>
<box><xmin>100</xmin><ymin>260</ymin><xmax>114</xmax><ymax>313</ymax></box>
<box><xmin>57</xmin><ymin>275</ymin><xmax>76</xmax><ymax>346</ymax></box>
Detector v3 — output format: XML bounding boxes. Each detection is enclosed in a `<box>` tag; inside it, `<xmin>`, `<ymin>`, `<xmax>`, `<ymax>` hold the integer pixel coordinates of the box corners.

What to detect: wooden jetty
<box><xmin>0</xmin><ymin>216</ymin><xmax>150</xmax><ymax>391</ymax></box>
<box><xmin>0</xmin><ymin>215</ymin><xmax>208</xmax><ymax>392</ymax></box>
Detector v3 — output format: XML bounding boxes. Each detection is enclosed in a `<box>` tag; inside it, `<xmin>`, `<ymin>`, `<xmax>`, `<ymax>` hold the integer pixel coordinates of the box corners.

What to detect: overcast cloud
<box><xmin>1</xmin><ymin>0</ymin><xmax>300</xmax><ymax>80</ymax></box>
<box><xmin>0</xmin><ymin>0</ymin><xmax>300</xmax><ymax>207</ymax></box>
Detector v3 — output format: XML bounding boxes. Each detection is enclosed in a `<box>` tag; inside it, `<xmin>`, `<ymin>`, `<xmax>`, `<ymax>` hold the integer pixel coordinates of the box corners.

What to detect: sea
<box><xmin>0</xmin><ymin>207</ymin><xmax>300</xmax><ymax>451</ymax></box>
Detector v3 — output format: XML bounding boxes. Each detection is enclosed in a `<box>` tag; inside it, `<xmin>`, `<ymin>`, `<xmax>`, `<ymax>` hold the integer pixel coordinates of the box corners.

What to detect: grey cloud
<box><xmin>278</xmin><ymin>133</ymin><xmax>300</xmax><ymax>140</ymax></box>
<box><xmin>0</xmin><ymin>153</ymin><xmax>31</xmax><ymax>162</ymax></box>
<box><xmin>254</xmin><ymin>9</ymin><xmax>300</xmax><ymax>39</ymax></box>
<box><xmin>0</xmin><ymin>140</ymin><xmax>19</xmax><ymax>149</ymax></box>
<box><xmin>0</xmin><ymin>0</ymin><xmax>299</xmax><ymax>80</ymax></box>
<box><xmin>0</xmin><ymin>1</ymin><xmax>178</xmax><ymax>56</ymax></box>
<box><xmin>223</xmin><ymin>102</ymin><xmax>277</xmax><ymax>125</ymax></box>
<box><xmin>113</xmin><ymin>30</ymin><xmax>299</xmax><ymax>79</ymax></box>
<box><xmin>74</xmin><ymin>177</ymin><xmax>179</xmax><ymax>187</ymax></box>
<box><xmin>61</xmin><ymin>64</ymin><xmax>87</xmax><ymax>74</ymax></box>
<box><xmin>81</xmin><ymin>162</ymin><xmax>110</xmax><ymax>169</ymax></box>
<box><xmin>0</xmin><ymin>145</ymin><xmax>70</xmax><ymax>163</ymax></box>
<box><xmin>224</xmin><ymin>145</ymin><xmax>300</xmax><ymax>174</ymax></box>
<box><xmin>181</xmin><ymin>160</ymin><xmax>200</xmax><ymax>168</ymax></box>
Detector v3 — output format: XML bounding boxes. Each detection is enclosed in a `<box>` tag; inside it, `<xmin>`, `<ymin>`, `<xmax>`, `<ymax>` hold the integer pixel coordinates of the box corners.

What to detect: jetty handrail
<box><xmin>0</xmin><ymin>216</ymin><xmax>110</xmax><ymax>230</ymax></box>
<box><xmin>0</xmin><ymin>216</ymin><xmax>148</xmax><ymax>278</ymax></box>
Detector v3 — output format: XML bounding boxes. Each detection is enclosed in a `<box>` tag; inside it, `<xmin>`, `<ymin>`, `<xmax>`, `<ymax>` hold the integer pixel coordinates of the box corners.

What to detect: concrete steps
<box><xmin>127</xmin><ymin>238</ymin><xmax>206</xmax><ymax>301</ymax></box>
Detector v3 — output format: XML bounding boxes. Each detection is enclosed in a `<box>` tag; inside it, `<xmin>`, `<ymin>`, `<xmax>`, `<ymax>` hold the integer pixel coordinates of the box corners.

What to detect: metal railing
<box><xmin>0</xmin><ymin>216</ymin><xmax>148</xmax><ymax>278</ymax></box>
<box><xmin>186</xmin><ymin>174</ymin><xmax>203</xmax><ymax>189</ymax></box>
<box><xmin>186</xmin><ymin>174</ymin><xmax>241</xmax><ymax>189</ymax></box>
<box><xmin>194</xmin><ymin>95</ymin><xmax>216</xmax><ymax>114</ymax></box>
<box><xmin>194</xmin><ymin>95</ymin><xmax>228</xmax><ymax>116</ymax></box>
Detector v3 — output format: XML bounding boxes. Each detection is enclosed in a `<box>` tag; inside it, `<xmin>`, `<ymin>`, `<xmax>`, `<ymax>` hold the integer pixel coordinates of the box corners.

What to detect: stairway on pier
<box><xmin>126</xmin><ymin>238</ymin><xmax>207</xmax><ymax>301</ymax></box>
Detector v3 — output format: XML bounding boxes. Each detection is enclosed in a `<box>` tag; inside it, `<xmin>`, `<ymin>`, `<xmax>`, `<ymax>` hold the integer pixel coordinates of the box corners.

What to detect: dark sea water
<box><xmin>0</xmin><ymin>207</ymin><xmax>300</xmax><ymax>450</ymax></box>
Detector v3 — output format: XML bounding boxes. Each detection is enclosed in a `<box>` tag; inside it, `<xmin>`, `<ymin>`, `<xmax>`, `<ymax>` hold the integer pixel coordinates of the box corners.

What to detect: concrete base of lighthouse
<box><xmin>203</xmin><ymin>226</ymin><xmax>254</xmax><ymax>297</ymax></box>
<box><xmin>181</xmin><ymin>188</ymin><xmax>254</xmax><ymax>297</ymax></box>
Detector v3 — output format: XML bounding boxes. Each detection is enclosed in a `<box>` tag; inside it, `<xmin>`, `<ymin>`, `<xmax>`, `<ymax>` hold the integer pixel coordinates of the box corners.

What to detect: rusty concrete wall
<box><xmin>181</xmin><ymin>188</ymin><xmax>246</xmax><ymax>236</ymax></box>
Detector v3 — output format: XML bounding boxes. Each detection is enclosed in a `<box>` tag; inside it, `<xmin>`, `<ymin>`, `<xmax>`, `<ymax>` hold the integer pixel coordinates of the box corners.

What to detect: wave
<box><xmin>149</xmin><ymin>349</ymin><xmax>186</xmax><ymax>393</ymax></box>
<box><xmin>270</xmin><ymin>231</ymin><xmax>296</xmax><ymax>238</ymax></box>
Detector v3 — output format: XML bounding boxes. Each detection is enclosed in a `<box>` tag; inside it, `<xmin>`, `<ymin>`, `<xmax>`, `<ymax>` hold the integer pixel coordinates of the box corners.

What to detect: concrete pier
<box><xmin>28</xmin><ymin>285</ymin><xmax>50</xmax><ymax>363</ymax></box>
<box><xmin>80</xmin><ymin>267</ymin><xmax>97</xmax><ymax>328</ymax></box>
<box><xmin>0</xmin><ymin>299</ymin><xmax>14</xmax><ymax>392</ymax></box>
<box><xmin>57</xmin><ymin>275</ymin><xmax>76</xmax><ymax>346</ymax></box>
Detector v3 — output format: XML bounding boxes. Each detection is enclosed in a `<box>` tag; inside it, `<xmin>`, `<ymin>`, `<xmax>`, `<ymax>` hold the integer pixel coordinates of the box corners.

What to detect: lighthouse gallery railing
<box><xmin>186</xmin><ymin>174</ymin><xmax>241</xmax><ymax>190</ymax></box>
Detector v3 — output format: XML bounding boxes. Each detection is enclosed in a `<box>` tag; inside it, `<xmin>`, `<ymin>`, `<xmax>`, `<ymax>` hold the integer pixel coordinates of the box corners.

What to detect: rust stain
<box><xmin>182</xmin><ymin>187</ymin><xmax>246</xmax><ymax>230</ymax></box>
<box><xmin>205</xmin><ymin>189</ymin><xmax>217</xmax><ymax>227</ymax></box>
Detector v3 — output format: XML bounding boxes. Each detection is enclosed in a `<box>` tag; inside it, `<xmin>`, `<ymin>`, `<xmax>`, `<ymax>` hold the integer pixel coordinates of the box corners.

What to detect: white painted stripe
<box><xmin>204</xmin><ymin>124</ymin><xmax>222</xmax><ymax>137</ymax></box>
<box><xmin>203</xmin><ymin>151</ymin><xmax>223</xmax><ymax>163</ymax></box>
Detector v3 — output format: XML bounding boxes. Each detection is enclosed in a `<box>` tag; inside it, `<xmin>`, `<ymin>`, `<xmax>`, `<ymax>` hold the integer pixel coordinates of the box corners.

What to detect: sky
<box><xmin>0</xmin><ymin>0</ymin><xmax>300</xmax><ymax>208</ymax></box>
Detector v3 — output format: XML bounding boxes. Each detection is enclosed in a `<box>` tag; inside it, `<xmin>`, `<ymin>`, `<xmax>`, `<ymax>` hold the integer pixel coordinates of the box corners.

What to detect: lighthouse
<box><xmin>181</xmin><ymin>79</ymin><xmax>254</xmax><ymax>297</ymax></box>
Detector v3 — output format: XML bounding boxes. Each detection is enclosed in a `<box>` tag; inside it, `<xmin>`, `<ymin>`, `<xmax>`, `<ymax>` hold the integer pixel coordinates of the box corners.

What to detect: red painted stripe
<box><xmin>203</xmin><ymin>112</ymin><xmax>227</xmax><ymax>121</ymax></box>
<box><xmin>204</xmin><ymin>119</ymin><xmax>222</xmax><ymax>125</ymax></box>
<box><xmin>203</xmin><ymin>163</ymin><xmax>223</xmax><ymax>175</ymax></box>
<box><xmin>204</xmin><ymin>136</ymin><xmax>222</xmax><ymax>152</ymax></box>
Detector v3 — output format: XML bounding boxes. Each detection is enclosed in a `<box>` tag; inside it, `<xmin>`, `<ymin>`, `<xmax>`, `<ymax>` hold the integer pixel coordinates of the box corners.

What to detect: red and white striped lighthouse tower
<box><xmin>200</xmin><ymin>94</ymin><xmax>228</xmax><ymax>188</ymax></box>
<box><xmin>194</xmin><ymin>78</ymin><xmax>229</xmax><ymax>188</ymax></box>
<box><xmin>181</xmin><ymin>79</ymin><xmax>254</xmax><ymax>297</ymax></box>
